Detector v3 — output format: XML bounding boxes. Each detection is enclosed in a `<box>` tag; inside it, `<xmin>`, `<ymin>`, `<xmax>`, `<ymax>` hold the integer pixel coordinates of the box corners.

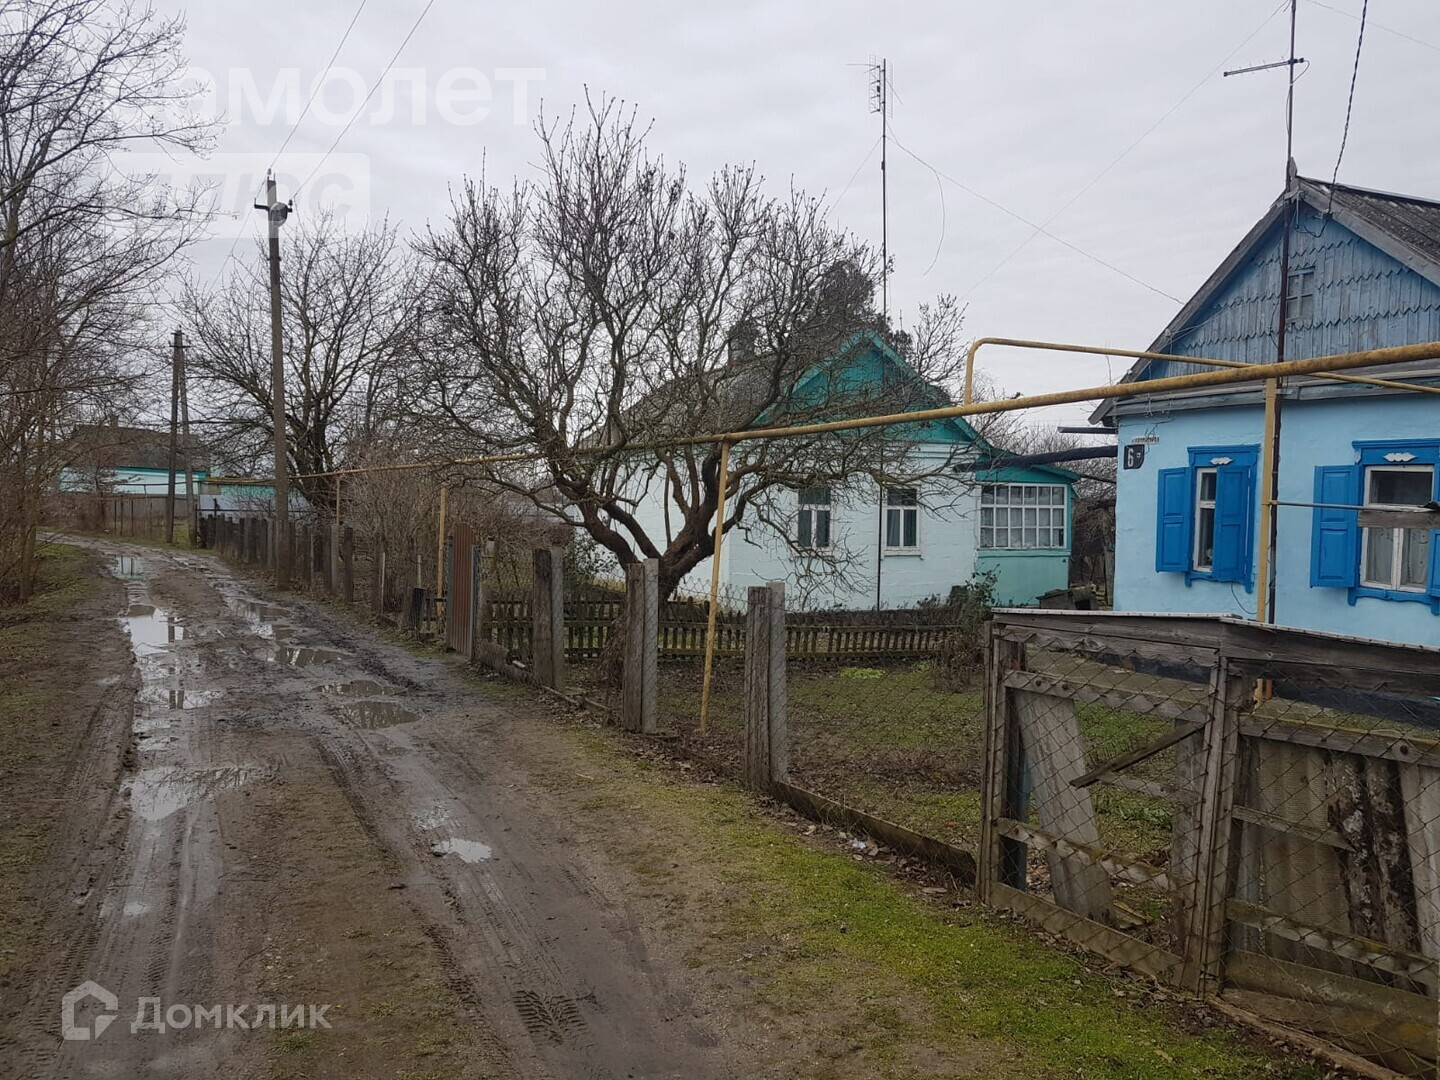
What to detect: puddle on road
<box><xmin>430</xmin><ymin>838</ymin><xmax>493</xmax><ymax>862</ymax></box>
<box><xmin>126</xmin><ymin>764</ymin><xmax>270</xmax><ymax>822</ymax></box>
<box><xmin>113</xmin><ymin>555</ymin><xmax>143</xmax><ymax>581</ymax></box>
<box><xmin>270</xmin><ymin>645</ymin><xmax>344</xmax><ymax>667</ymax></box>
<box><xmin>321</xmin><ymin>679</ymin><xmax>396</xmax><ymax>697</ymax></box>
<box><xmin>137</xmin><ymin>686</ymin><xmax>224</xmax><ymax>711</ymax></box>
<box><xmin>341</xmin><ymin>699</ymin><xmax>418</xmax><ymax>729</ymax></box>
<box><xmin>122</xmin><ymin>607</ymin><xmax>187</xmax><ymax>654</ymax></box>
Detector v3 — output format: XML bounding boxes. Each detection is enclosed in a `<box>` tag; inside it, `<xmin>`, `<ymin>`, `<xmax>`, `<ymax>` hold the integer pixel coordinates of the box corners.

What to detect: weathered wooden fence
<box><xmin>485</xmin><ymin>595</ymin><xmax>960</xmax><ymax>661</ymax></box>
<box><xmin>980</xmin><ymin>610</ymin><xmax>1440</xmax><ymax>1078</ymax></box>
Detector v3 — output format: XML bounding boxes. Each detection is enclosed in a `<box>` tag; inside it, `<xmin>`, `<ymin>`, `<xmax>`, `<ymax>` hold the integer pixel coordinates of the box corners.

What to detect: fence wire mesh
<box><xmin>984</xmin><ymin>614</ymin><xmax>1440</xmax><ymax>1079</ymax></box>
<box><xmin>1225</xmin><ymin>658</ymin><xmax>1440</xmax><ymax>1077</ymax></box>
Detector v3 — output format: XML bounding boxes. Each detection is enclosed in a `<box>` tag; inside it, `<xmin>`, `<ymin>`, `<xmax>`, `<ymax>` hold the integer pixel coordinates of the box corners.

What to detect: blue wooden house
<box><xmin>1094</xmin><ymin>177</ymin><xmax>1440</xmax><ymax>646</ymax></box>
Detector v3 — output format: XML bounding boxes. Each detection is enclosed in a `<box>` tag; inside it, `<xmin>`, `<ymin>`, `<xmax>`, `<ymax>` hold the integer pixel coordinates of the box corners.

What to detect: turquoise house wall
<box><xmin>1114</xmin><ymin>395</ymin><xmax>1440</xmax><ymax>646</ymax></box>
<box><xmin>59</xmin><ymin>465</ymin><xmax>208</xmax><ymax>495</ymax></box>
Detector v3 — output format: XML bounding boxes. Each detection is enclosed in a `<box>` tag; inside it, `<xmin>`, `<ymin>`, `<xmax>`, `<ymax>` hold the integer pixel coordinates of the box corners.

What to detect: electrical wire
<box><xmin>203</xmin><ymin>177</ymin><xmax>268</xmax><ymax>290</ymax></box>
<box><xmin>960</xmin><ymin>0</ymin><xmax>1290</xmax><ymax>303</ymax></box>
<box><xmin>1305</xmin><ymin>0</ymin><xmax>1438</xmax><ymax>53</ymax></box>
<box><xmin>1325</xmin><ymin>0</ymin><xmax>1368</xmax><ymax>216</ymax></box>
<box><xmin>831</xmin><ymin>136</ymin><xmax>880</xmax><ymax>210</ymax></box>
<box><xmin>298</xmin><ymin>0</ymin><xmax>438</xmax><ymax>194</ymax></box>
<box><xmin>269</xmin><ymin>0</ymin><xmax>371</xmax><ymax>172</ymax></box>
<box><xmin>887</xmin><ymin>127</ymin><xmax>1181</xmax><ymax>303</ymax></box>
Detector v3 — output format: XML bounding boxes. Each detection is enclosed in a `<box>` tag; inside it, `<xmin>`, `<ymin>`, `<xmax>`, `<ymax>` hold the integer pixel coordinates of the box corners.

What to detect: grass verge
<box><xmin>540</xmin><ymin>722</ymin><xmax>1326</xmax><ymax>1080</ymax></box>
<box><xmin>0</xmin><ymin>544</ymin><xmax>110</xmax><ymax>992</ymax></box>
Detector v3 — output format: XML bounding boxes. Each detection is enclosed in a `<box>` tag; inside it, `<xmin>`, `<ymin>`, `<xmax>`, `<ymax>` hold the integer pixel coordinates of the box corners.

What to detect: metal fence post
<box><xmin>622</xmin><ymin>558</ymin><xmax>659</xmax><ymax>733</ymax></box>
<box><xmin>532</xmin><ymin>546</ymin><xmax>565</xmax><ymax>691</ymax></box>
<box><xmin>743</xmin><ymin>580</ymin><xmax>787</xmax><ymax>789</ymax></box>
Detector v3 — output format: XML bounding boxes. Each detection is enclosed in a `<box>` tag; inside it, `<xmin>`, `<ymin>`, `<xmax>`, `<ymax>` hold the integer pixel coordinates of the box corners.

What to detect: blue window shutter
<box><xmin>1156</xmin><ymin>468</ymin><xmax>1190</xmax><ymax>573</ymax></box>
<box><xmin>1428</xmin><ymin>530</ymin><xmax>1440</xmax><ymax>605</ymax></box>
<box><xmin>1211</xmin><ymin>464</ymin><xmax>1253</xmax><ymax>583</ymax></box>
<box><xmin>1310</xmin><ymin>465</ymin><xmax>1359</xmax><ymax>589</ymax></box>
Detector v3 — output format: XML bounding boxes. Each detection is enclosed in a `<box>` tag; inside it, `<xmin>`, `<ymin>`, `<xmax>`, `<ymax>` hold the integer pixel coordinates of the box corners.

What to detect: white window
<box><xmin>884</xmin><ymin>487</ymin><xmax>919</xmax><ymax>550</ymax></box>
<box><xmin>1286</xmin><ymin>267</ymin><xmax>1316</xmax><ymax>325</ymax></box>
<box><xmin>1193</xmin><ymin>467</ymin><xmax>1217</xmax><ymax>572</ymax></box>
<box><xmin>980</xmin><ymin>484</ymin><xmax>1067</xmax><ymax>550</ymax></box>
<box><xmin>1361</xmin><ymin>465</ymin><xmax>1433</xmax><ymax>592</ymax></box>
<box><xmin>796</xmin><ymin>487</ymin><xmax>831</xmax><ymax>550</ymax></box>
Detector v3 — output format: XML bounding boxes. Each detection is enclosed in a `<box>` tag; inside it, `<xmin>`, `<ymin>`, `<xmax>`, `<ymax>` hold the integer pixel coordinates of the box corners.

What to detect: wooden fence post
<box><xmin>532</xmin><ymin>547</ymin><xmax>565</xmax><ymax>691</ymax></box>
<box><xmin>327</xmin><ymin>521</ymin><xmax>340</xmax><ymax>594</ymax></box>
<box><xmin>469</xmin><ymin>541</ymin><xmax>491</xmax><ymax>661</ymax></box>
<box><xmin>372</xmin><ymin>541</ymin><xmax>386</xmax><ymax>617</ymax></box>
<box><xmin>743</xmin><ymin>580</ymin><xmax>788</xmax><ymax>789</ymax></box>
<box><xmin>622</xmin><ymin>558</ymin><xmax>659</xmax><ymax>733</ymax></box>
<box><xmin>1184</xmin><ymin>656</ymin><xmax>1246</xmax><ymax>995</ymax></box>
<box><xmin>342</xmin><ymin>526</ymin><xmax>355</xmax><ymax>604</ymax></box>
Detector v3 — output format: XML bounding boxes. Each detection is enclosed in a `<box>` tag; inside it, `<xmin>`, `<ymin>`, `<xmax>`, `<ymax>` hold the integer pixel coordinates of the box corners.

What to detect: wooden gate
<box><xmin>980</xmin><ymin>611</ymin><xmax>1440</xmax><ymax>1077</ymax></box>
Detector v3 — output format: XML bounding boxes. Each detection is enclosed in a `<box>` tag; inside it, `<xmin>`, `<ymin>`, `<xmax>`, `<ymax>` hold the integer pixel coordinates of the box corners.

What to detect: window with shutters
<box><xmin>1312</xmin><ymin>441</ymin><xmax>1440</xmax><ymax>611</ymax></box>
<box><xmin>1155</xmin><ymin>446</ymin><xmax>1258</xmax><ymax>587</ymax></box>
<box><xmin>1361</xmin><ymin>466</ymin><xmax>1433</xmax><ymax>592</ymax></box>
<box><xmin>796</xmin><ymin>487</ymin><xmax>832</xmax><ymax>550</ymax></box>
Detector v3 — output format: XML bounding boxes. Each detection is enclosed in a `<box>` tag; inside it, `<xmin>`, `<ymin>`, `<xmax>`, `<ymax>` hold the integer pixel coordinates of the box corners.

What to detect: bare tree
<box><xmin>0</xmin><ymin>0</ymin><xmax>214</xmax><ymax>600</ymax></box>
<box><xmin>181</xmin><ymin>214</ymin><xmax>421</xmax><ymax>513</ymax></box>
<box><xmin>416</xmin><ymin>99</ymin><xmax>971</xmax><ymax>604</ymax></box>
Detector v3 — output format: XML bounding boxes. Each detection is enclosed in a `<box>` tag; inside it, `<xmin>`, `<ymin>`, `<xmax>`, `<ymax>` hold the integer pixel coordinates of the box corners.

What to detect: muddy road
<box><xmin>9</xmin><ymin>544</ymin><xmax>754</xmax><ymax>1079</ymax></box>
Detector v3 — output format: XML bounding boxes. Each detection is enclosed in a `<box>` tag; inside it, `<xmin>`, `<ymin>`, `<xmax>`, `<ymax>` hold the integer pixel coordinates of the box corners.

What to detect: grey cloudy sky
<box><xmin>160</xmin><ymin>0</ymin><xmax>1440</xmax><ymax>430</ymax></box>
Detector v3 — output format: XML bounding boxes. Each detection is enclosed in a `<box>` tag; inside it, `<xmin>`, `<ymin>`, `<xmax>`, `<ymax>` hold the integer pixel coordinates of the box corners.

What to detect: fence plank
<box><xmin>1013</xmin><ymin>689</ymin><xmax>1113</xmax><ymax>920</ymax></box>
<box><xmin>1399</xmin><ymin>764</ymin><xmax>1440</xmax><ymax>970</ymax></box>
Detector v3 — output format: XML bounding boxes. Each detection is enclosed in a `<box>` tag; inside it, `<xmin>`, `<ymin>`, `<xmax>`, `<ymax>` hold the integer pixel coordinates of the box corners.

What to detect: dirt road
<box><xmin>11</xmin><ymin>544</ymin><xmax>754</xmax><ymax>1079</ymax></box>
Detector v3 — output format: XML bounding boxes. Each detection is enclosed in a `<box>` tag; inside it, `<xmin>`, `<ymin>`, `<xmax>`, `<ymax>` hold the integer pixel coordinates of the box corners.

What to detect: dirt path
<box><xmin>15</xmin><ymin>543</ymin><xmax>755</xmax><ymax>1079</ymax></box>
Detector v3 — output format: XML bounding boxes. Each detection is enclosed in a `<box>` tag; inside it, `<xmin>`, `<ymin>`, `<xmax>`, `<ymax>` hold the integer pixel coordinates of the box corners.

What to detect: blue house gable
<box><xmin>1099</xmin><ymin>178</ymin><xmax>1440</xmax><ymax>647</ymax></box>
<box><xmin>1096</xmin><ymin>178</ymin><xmax>1440</xmax><ymax>399</ymax></box>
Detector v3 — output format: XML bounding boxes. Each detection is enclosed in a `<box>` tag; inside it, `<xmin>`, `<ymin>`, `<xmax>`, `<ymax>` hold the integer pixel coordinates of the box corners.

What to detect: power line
<box><xmin>887</xmin><ymin>126</ymin><xmax>1182</xmax><ymax>303</ymax></box>
<box><xmin>832</xmin><ymin>136</ymin><xmax>879</xmax><ymax>210</ymax></box>
<box><xmin>269</xmin><ymin>0</ymin><xmax>371</xmax><ymax>171</ymax></box>
<box><xmin>204</xmin><ymin>177</ymin><xmax>268</xmax><ymax>290</ymax></box>
<box><xmin>960</xmin><ymin>0</ymin><xmax>1289</xmax><ymax>302</ymax></box>
<box><xmin>1305</xmin><ymin>0</ymin><xmax>1438</xmax><ymax>53</ymax></box>
<box><xmin>298</xmin><ymin>0</ymin><xmax>438</xmax><ymax>194</ymax></box>
<box><xmin>1326</xmin><ymin>0</ymin><xmax>1368</xmax><ymax>210</ymax></box>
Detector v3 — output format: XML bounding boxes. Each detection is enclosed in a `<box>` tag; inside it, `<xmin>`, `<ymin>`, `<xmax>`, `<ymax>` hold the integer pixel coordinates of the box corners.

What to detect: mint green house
<box><xmin>622</xmin><ymin>331</ymin><xmax>1077</xmax><ymax>609</ymax></box>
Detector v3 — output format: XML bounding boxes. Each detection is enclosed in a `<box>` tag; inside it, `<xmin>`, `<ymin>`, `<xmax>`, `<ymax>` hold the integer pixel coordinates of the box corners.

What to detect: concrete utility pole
<box><xmin>165</xmin><ymin>329</ymin><xmax>181</xmax><ymax>545</ymax></box>
<box><xmin>255</xmin><ymin>173</ymin><xmax>292</xmax><ymax>587</ymax></box>
<box><xmin>178</xmin><ymin>330</ymin><xmax>195</xmax><ymax>545</ymax></box>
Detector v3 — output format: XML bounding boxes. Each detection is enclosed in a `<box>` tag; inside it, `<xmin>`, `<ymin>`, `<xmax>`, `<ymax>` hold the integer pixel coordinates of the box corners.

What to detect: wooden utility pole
<box><xmin>165</xmin><ymin>329</ymin><xmax>181</xmax><ymax>544</ymax></box>
<box><xmin>255</xmin><ymin>173</ymin><xmax>292</xmax><ymax>587</ymax></box>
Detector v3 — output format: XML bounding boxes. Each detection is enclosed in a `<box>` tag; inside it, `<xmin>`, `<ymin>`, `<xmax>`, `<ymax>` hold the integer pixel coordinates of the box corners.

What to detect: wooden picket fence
<box><xmin>482</xmin><ymin>595</ymin><xmax>961</xmax><ymax>661</ymax></box>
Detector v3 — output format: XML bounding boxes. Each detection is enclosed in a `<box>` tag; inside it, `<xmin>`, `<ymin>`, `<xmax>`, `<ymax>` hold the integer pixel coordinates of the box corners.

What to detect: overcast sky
<box><xmin>158</xmin><ymin>0</ymin><xmax>1440</xmax><ymax>430</ymax></box>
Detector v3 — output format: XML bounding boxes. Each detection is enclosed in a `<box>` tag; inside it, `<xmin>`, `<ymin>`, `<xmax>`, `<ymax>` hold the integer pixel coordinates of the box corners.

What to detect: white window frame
<box><xmin>796</xmin><ymin>486</ymin><xmax>832</xmax><ymax>551</ymax></box>
<box><xmin>1193</xmin><ymin>467</ymin><xmax>1218</xmax><ymax>573</ymax></box>
<box><xmin>1360</xmin><ymin>464</ymin><xmax>1434</xmax><ymax>593</ymax></box>
<box><xmin>979</xmin><ymin>483</ymin><xmax>1068</xmax><ymax>550</ymax></box>
<box><xmin>883</xmin><ymin>486</ymin><xmax>920</xmax><ymax>553</ymax></box>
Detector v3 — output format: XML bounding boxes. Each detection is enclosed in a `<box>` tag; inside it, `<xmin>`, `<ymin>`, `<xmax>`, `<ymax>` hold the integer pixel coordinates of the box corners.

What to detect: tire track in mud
<box><xmin>23</xmin><ymin>547</ymin><xmax>745</xmax><ymax>1080</ymax></box>
<box><xmin>283</xmin><ymin>593</ymin><xmax>736</xmax><ymax>1078</ymax></box>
